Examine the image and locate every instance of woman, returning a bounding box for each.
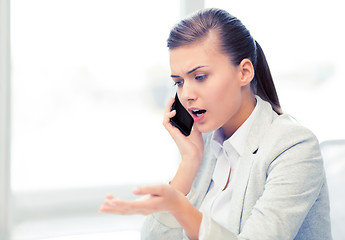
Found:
[99,8,332,239]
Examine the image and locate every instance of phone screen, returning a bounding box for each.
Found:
[170,93,194,136]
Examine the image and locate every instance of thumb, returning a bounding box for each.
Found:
[133,184,166,196]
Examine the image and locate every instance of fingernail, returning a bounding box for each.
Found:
[98,207,105,212]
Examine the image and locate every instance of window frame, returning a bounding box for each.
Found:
[0,0,12,239]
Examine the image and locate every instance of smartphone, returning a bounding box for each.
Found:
[170,93,194,136]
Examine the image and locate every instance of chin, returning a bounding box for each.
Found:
[195,122,219,134]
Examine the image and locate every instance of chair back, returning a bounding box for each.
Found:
[320,139,345,240]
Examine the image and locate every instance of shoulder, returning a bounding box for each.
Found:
[256,96,318,149]
[269,113,318,144]
[251,98,322,167]
[265,113,319,152]
[256,112,323,175]
[248,96,321,161]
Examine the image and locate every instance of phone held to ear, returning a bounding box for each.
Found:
[170,93,194,136]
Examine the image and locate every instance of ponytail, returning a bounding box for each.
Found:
[253,41,282,114]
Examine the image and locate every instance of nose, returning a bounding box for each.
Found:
[180,80,196,103]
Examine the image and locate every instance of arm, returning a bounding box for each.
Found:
[163,97,204,195]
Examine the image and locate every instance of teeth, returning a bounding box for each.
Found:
[192,109,206,117]
[193,109,206,114]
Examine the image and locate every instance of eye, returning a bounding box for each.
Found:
[173,79,184,87]
[195,75,207,81]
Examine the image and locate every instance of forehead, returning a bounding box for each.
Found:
[169,32,229,74]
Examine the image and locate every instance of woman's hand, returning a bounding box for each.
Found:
[99,184,185,215]
[163,97,204,194]
[99,184,202,240]
[163,97,204,162]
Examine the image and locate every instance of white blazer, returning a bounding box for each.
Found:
[141,96,332,240]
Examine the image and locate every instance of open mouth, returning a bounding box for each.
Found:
[191,109,207,118]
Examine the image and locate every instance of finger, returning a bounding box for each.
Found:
[135,194,151,201]
[99,203,132,215]
[163,110,176,126]
[162,98,190,139]
[164,97,175,114]
[163,109,190,139]
[99,204,149,215]
[162,97,176,127]
[100,197,161,215]
[100,196,120,209]
[106,195,115,200]
[133,184,167,196]
[163,114,179,133]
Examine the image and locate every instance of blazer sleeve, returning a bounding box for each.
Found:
[140,188,201,239]
[140,212,182,240]
[199,126,327,239]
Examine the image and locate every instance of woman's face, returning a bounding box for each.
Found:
[169,32,254,137]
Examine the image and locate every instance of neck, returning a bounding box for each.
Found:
[222,93,256,139]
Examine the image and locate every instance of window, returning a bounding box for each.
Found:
[11,0,181,192]
[10,0,184,239]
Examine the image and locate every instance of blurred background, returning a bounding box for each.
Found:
[1,0,344,239]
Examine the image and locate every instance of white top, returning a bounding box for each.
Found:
[199,100,258,230]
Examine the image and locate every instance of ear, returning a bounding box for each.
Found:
[238,59,255,87]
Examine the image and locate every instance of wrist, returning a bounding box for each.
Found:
[181,153,202,165]
[170,193,202,240]
[170,161,201,195]
[179,158,201,172]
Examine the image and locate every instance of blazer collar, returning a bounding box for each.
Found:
[247,95,278,154]
[226,96,278,233]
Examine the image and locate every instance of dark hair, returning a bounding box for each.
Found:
[167,8,282,114]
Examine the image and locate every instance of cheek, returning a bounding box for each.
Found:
[206,77,242,119]
[207,76,240,105]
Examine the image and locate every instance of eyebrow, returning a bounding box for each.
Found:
[170,66,207,78]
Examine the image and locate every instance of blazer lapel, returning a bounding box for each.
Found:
[227,145,256,233]
[193,145,217,208]
[227,96,277,234]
